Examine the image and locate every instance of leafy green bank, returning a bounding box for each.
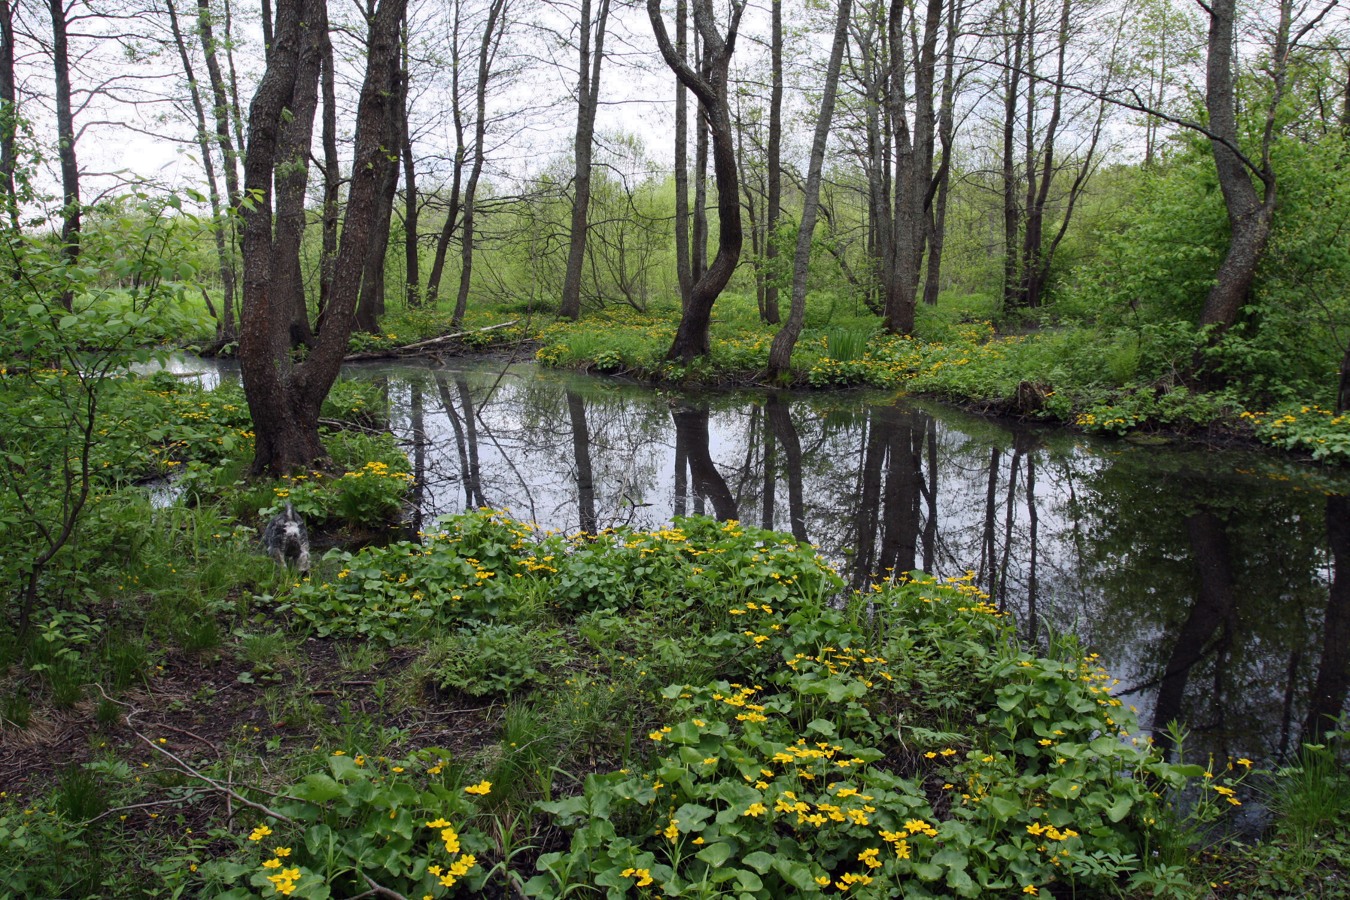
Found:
[1,366,1347,898]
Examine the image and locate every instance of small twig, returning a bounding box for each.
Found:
[102,687,295,827]
[154,722,221,755]
[358,874,409,899]
[86,790,214,824]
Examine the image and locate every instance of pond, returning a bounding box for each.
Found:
[194,355,1350,767]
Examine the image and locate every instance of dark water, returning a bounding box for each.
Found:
[184,355,1350,766]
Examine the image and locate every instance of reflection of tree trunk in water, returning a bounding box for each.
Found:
[457,379,488,509]
[766,392,807,543]
[410,380,425,535]
[996,446,1023,611]
[853,412,887,588]
[979,448,1000,591]
[733,406,760,510]
[878,410,921,579]
[920,416,938,572]
[671,404,738,521]
[674,430,688,518]
[1026,451,1038,644]
[1151,510,1238,753]
[1278,649,1302,760]
[433,373,483,511]
[566,390,598,535]
[1304,494,1350,742]
[760,400,776,531]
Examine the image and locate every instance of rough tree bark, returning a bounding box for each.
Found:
[881,0,942,336]
[1197,0,1283,337]
[238,0,407,475]
[647,0,746,363]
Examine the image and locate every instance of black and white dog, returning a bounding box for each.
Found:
[262,502,311,573]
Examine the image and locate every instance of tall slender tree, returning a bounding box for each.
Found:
[559,0,612,320]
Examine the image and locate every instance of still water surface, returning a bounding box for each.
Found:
[180,355,1350,766]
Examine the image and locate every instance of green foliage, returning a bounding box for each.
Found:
[425,623,569,698]
[204,750,496,898]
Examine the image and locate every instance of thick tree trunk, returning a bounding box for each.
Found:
[559,0,611,320]
[648,0,746,363]
[239,0,406,475]
[881,0,942,337]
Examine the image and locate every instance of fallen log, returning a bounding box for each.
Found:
[343,320,520,361]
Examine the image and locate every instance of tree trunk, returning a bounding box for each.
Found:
[881,0,942,337]
[317,29,340,320]
[239,0,407,475]
[197,0,241,339]
[424,1,465,306]
[922,0,962,308]
[672,404,737,521]
[762,0,783,324]
[673,0,692,307]
[767,0,850,377]
[0,0,18,227]
[452,0,509,328]
[400,15,420,308]
[648,0,747,363]
[49,0,80,308]
[559,0,611,320]
[1198,0,1278,335]
[1000,0,1027,313]
[166,0,232,344]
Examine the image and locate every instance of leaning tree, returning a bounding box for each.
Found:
[648,0,745,363]
[237,0,407,475]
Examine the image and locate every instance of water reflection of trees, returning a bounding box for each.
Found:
[369,361,1348,761]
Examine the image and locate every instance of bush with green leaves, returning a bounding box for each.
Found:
[205,750,497,899]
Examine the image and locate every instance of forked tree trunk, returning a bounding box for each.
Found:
[239,0,406,475]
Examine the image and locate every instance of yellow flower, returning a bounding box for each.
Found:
[1023,886,1039,895]
[262,858,281,869]
[274,847,291,857]
[248,824,273,841]
[464,780,492,796]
